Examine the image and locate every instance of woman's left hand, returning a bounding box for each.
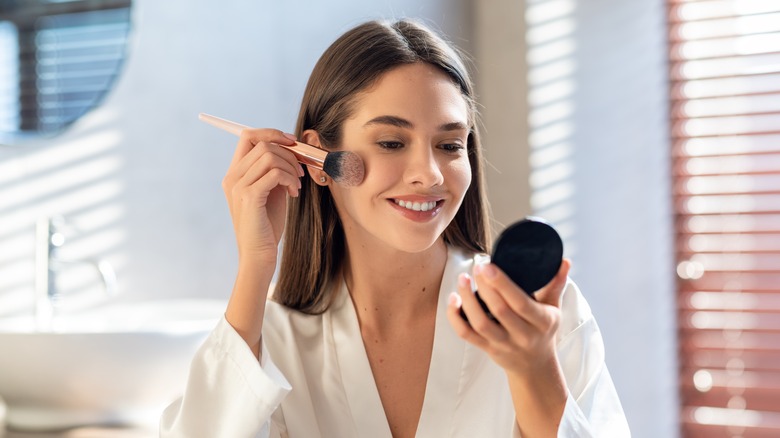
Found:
[446,258,571,376]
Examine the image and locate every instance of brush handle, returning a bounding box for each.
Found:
[199,113,327,169]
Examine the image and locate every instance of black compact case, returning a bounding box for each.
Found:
[460,217,564,323]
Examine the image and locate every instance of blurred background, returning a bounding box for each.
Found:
[1,0,779,437]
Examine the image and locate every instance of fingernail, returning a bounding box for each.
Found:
[283,132,297,141]
[448,292,461,307]
[458,273,471,287]
[298,163,305,177]
[480,263,497,278]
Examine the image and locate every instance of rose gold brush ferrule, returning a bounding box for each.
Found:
[285,141,327,169]
[199,113,327,171]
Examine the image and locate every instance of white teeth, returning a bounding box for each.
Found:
[395,199,437,212]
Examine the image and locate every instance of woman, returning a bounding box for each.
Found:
[161,19,630,437]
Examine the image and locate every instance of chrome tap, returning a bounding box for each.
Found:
[34,216,118,330]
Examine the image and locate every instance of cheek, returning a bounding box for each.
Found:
[362,154,405,188]
[445,158,473,195]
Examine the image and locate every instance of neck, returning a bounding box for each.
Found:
[343,238,448,334]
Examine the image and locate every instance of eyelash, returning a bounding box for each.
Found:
[440,143,465,152]
[377,141,404,150]
[376,141,465,153]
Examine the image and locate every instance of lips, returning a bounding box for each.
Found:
[388,197,445,222]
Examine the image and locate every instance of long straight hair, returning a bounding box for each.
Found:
[275,19,490,314]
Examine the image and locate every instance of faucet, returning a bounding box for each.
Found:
[34,216,118,331]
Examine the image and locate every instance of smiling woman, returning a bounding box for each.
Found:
[160,19,630,438]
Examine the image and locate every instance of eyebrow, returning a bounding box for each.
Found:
[363,115,468,132]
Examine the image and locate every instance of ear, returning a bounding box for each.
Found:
[301,129,330,186]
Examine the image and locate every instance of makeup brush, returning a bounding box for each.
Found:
[199,113,364,186]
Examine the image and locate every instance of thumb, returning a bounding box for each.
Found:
[534,258,571,308]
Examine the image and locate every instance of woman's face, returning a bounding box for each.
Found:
[326,62,472,254]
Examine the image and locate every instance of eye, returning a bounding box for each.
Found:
[377,141,404,150]
[439,143,465,153]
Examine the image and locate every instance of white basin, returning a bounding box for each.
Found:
[0,299,225,431]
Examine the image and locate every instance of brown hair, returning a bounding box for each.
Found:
[275,19,490,313]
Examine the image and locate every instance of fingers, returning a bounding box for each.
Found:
[451,273,507,342]
[471,271,535,336]
[230,128,297,166]
[534,258,571,307]
[222,131,305,205]
[472,261,569,329]
[446,292,490,350]
[449,261,570,375]
[473,263,546,326]
[240,166,302,202]
[229,141,303,189]
[237,149,303,198]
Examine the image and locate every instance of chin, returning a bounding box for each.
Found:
[386,231,447,255]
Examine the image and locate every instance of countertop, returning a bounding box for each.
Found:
[2,427,154,438]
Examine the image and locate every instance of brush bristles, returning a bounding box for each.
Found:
[323,151,365,186]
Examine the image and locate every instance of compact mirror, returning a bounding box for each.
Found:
[461,217,564,323]
[492,217,564,295]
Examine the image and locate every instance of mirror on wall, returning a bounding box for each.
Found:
[0,0,132,145]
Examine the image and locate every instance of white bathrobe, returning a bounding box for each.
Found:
[160,247,631,437]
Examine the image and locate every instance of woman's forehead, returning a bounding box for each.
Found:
[347,64,470,128]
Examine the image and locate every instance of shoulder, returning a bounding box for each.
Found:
[263,297,325,342]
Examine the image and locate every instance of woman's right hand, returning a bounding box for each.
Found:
[222,128,303,357]
[222,128,303,265]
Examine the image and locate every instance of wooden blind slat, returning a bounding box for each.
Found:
[670,52,780,80]
[680,311,780,330]
[675,175,780,196]
[684,272,780,291]
[672,114,780,137]
[677,234,780,252]
[676,194,780,215]
[674,156,780,176]
[683,349,780,371]
[672,73,780,100]
[669,12,780,41]
[678,214,780,233]
[671,36,780,61]
[669,2,780,22]
[673,93,780,118]
[682,426,780,438]
[681,330,780,350]
[684,389,780,417]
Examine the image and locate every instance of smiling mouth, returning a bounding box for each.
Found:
[392,199,443,212]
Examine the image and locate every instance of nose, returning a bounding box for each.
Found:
[403,144,444,187]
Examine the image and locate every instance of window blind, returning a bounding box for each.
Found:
[669,1,780,437]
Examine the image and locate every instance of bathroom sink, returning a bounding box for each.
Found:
[0,299,226,431]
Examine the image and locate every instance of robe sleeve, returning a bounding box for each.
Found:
[512,281,632,437]
[553,281,631,437]
[159,316,292,438]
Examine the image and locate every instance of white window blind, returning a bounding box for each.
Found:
[670,1,780,437]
